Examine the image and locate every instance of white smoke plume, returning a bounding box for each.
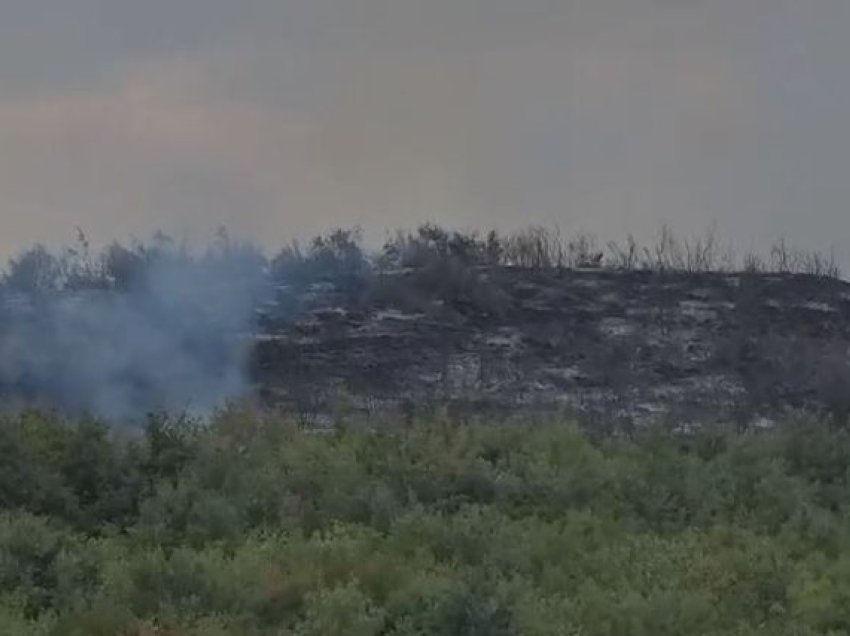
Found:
[0,235,266,420]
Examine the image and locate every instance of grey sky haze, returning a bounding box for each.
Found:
[1,1,848,262]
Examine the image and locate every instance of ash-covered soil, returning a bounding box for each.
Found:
[253,268,850,428]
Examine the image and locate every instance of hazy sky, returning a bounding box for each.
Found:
[1,1,849,261]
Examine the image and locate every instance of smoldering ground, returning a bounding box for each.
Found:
[0,239,266,420]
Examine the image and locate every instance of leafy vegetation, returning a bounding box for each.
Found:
[1,409,850,633]
[1,223,840,299]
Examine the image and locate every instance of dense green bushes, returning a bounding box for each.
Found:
[2,411,850,633]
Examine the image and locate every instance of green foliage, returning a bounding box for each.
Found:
[0,412,144,531]
[2,409,850,632]
[297,581,386,636]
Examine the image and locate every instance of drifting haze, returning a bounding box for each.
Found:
[0,241,265,419]
[1,1,849,261]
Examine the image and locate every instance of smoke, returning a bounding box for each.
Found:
[0,239,265,420]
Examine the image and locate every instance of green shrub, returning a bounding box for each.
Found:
[1,411,850,631]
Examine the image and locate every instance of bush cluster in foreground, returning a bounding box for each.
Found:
[2,410,850,634]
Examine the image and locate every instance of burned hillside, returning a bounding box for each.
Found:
[253,265,850,429]
[1,225,848,427]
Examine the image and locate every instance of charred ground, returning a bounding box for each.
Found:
[254,264,850,430]
[1,225,848,428]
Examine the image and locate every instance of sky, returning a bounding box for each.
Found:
[0,0,849,262]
